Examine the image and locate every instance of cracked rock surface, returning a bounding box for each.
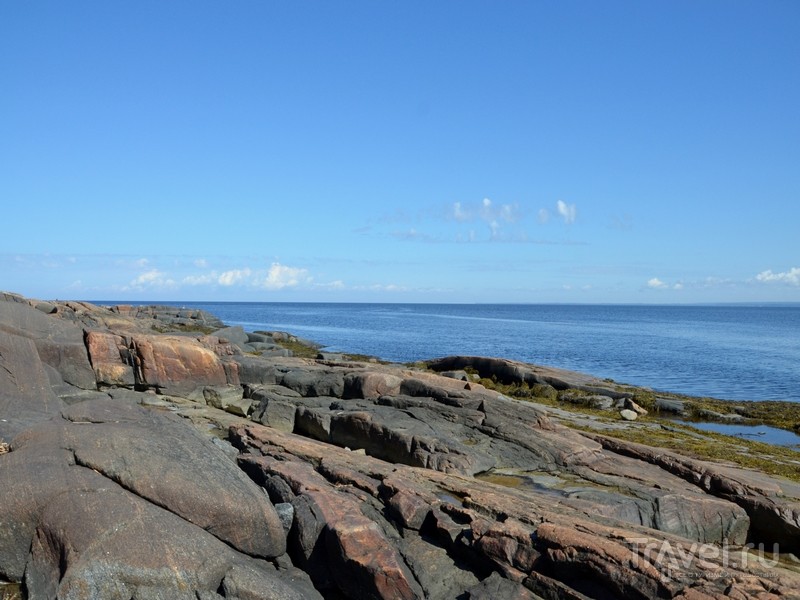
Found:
[2,292,800,599]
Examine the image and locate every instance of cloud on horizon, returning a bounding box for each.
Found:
[647,277,683,291]
[756,267,800,286]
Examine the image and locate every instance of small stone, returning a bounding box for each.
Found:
[619,409,638,421]
[274,502,295,534]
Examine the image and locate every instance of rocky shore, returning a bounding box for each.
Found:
[2,292,800,599]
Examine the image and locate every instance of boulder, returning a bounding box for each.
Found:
[8,398,286,558]
[25,487,318,600]
[212,325,250,347]
[130,334,231,393]
[85,330,136,387]
[0,299,96,389]
[203,385,250,416]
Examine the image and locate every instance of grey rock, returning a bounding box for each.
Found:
[0,299,96,389]
[211,325,250,348]
[281,369,345,397]
[203,385,250,416]
[655,396,687,415]
[275,502,295,533]
[34,398,285,557]
[440,369,470,381]
[0,329,64,441]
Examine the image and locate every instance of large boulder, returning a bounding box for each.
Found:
[5,398,286,559]
[84,330,136,387]
[0,299,96,389]
[129,334,232,393]
[25,488,318,600]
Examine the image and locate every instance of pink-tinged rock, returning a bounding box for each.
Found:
[239,453,423,599]
[84,330,135,387]
[131,335,229,391]
[344,371,403,398]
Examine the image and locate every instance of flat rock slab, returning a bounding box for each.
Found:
[26,487,318,600]
[0,329,64,441]
[5,398,285,560]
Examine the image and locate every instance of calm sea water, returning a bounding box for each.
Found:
[134,303,800,403]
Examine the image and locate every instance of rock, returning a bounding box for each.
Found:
[466,572,542,599]
[281,368,345,397]
[24,487,317,600]
[655,397,687,415]
[0,329,64,441]
[560,391,616,410]
[232,424,797,600]
[0,299,96,389]
[239,452,424,600]
[230,354,280,384]
[344,371,404,399]
[5,293,800,599]
[212,325,250,347]
[624,398,649,415]
[620,409,638,421]
[248,384,302,432]
[275,502,295,533]
[130,334,232,394]
[8,398,286,558]
[203,385,250,416]
[440,369,470,381]
[85,330,136,387]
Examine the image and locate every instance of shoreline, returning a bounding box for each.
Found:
[4,292,800,598]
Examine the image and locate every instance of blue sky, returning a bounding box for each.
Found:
[2,1,798,303]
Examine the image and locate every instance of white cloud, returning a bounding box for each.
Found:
[260,263,309,289]
[538,208,550,224]
[556,200,577,224]
[194,258,208,268]
[128,269,177,290]
[647,277,684,291]
[134,258,150,268]
[218,268,252,286]
[756,267,800,286]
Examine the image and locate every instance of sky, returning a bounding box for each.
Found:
[1,1,799,303]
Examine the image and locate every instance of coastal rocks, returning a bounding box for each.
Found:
[25,487,318,600]
[128,334,233,393]
[233,424,800,600]
[84,330,136,387]
[426,355,634,400]
[6,398,286,558]
[588,433,800,553]
[5,292,800,598]
[620,408,638,420]
[0,299,96,389]
[110,304,226,332]
[0,329,64,440]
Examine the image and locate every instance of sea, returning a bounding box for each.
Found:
[124,302,800,405]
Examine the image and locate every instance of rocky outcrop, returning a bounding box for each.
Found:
[3,292,800,599]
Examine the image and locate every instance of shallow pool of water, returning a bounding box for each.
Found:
[677,421,800,448]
